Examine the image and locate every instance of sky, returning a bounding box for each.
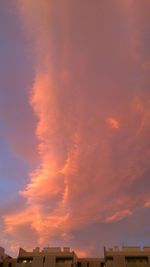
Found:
[0,0,150,257]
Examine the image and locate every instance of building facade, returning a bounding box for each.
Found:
[1,246,150,267]
[0,246,16,267]
[77,257,104,267]
[16,247,78,267]
[104,246,150,267]
[15,247,105,267]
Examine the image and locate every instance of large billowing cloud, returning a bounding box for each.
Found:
[2,0,150,254]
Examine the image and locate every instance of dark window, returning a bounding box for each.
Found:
[125,256,148,263]
[56,257,73,263]
[106,256,113,261]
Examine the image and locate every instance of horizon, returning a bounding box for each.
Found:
[2,245,150,258]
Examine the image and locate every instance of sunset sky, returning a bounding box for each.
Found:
[0,0,150,257]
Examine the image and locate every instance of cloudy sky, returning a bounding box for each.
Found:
[0,0,150,257]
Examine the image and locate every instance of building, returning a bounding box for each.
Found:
[0,246,16,267]
[15,247,105,267]
[16,247,78,267]
[1,245,150,267]
[104,246,150,267]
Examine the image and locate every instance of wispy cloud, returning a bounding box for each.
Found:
[105,210,132,223]
[3,0,150,251]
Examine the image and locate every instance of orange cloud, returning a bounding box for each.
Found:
[144,201,150,208]
[3,0,150,250]
[105,210,132,223]
[106,117,120,129]
[74,249,88,258]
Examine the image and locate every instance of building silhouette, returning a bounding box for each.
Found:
[104,246,150,267]
[0,246,16,267]
[1,246,150,267]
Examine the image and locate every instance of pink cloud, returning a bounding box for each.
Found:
[3,0,150,249]
[144,201,150,208]
[105,210,132,223]
[106,117,120,129]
